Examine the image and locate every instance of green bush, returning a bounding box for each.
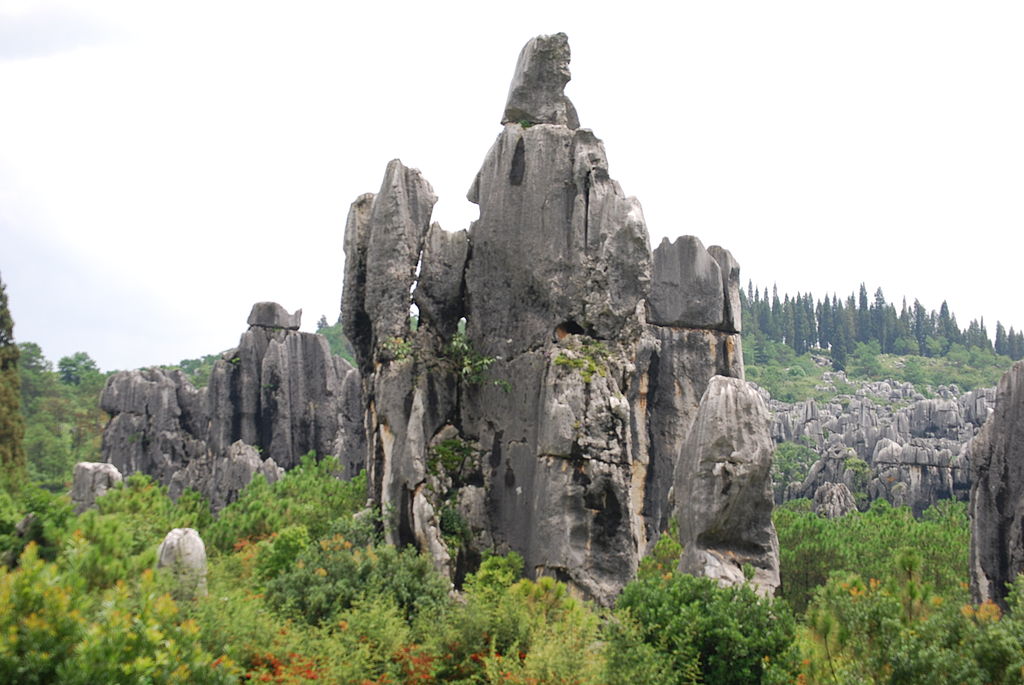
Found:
[800,566,1024,684]
[0,543,230,685]
[428,556,601,685]
[61,473,211,591]
[612,573,798,684]
[264,536,450,627]
[774,498,970,613]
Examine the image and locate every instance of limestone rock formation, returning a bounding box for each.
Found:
[648,236,724,329]
[970,360,1024,606]
[157,527,208,599]
[71,461,123,513]
[676,376,779,595]
[101,303,364,510]
[502,32,579,129]
[769,368,993,514]
[247,301,302,330]
[813,482,857,518]
[341,34,748,603]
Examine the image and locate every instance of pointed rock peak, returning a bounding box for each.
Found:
[502,32,579,129]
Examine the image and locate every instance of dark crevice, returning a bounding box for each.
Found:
[510,137,526,186]
[582,170,591,249]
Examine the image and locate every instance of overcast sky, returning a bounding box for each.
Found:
[2,1,1021,371]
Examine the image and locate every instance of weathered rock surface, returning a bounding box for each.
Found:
[768,368,994,515]
[247,301,302,330]
[813,482,857,518]
[648,236,724,329]
[970,360,1024,606]
[100,303,364,510]
[71,462,123,513]
[676,376,780,595]
[502,32,579,129]
[157,527,208,598]
[341,34,749,604]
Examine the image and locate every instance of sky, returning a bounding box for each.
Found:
[1,1,1021,371]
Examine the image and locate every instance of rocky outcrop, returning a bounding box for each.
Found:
[341,33,748,604]
[970,361,1024,606]
[100,303,364,510]
[676,376,779,595]
[71,462,123,513]
[813,482,857,519]
[502,33,579,129]
[157,527,208,599]
[769,368,994,515]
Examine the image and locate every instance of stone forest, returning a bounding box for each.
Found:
[3,33,1024,684]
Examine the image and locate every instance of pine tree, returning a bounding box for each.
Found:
[1010,328,1024,361]
[995,322,1009,357]
[871,288,888,352]
[857,283,871,343]
[0,274,26,482]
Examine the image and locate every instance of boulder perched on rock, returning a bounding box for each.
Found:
[247,301,302,330]
[157,527,208,599]
[675,376,780,595]
[648,236,724,329]
[502,32,579,129]
[970,361,1024,606]
[71,462,123,513]
[340,34,747,604]
[100,303,364,510]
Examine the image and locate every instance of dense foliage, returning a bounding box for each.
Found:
[774,498,970,613]
[17,343,108,490]
[4,441,1019,684]
[0,275,25,482]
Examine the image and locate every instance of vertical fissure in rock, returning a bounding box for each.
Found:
[510,136,526,186]
[582,169,591,250]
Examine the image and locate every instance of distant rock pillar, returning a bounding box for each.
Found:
[676,376,780,595]
[813,482,857,518]
[157,528,208,599]
[71,462,123,514]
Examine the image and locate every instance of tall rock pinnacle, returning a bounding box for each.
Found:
[339,33,756,604]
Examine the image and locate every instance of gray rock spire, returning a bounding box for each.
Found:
[502,32,579,129]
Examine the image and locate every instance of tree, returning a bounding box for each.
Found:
[857,283,871,343]
[56,352,100,386]
[0,274,26,481]
[614,572,797,684]
[995,322,1009,357]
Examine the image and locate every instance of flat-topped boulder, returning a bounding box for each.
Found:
[247,302,302,330]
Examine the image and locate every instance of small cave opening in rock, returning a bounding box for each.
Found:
[554,320,585,340]
[585,479,623,544]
